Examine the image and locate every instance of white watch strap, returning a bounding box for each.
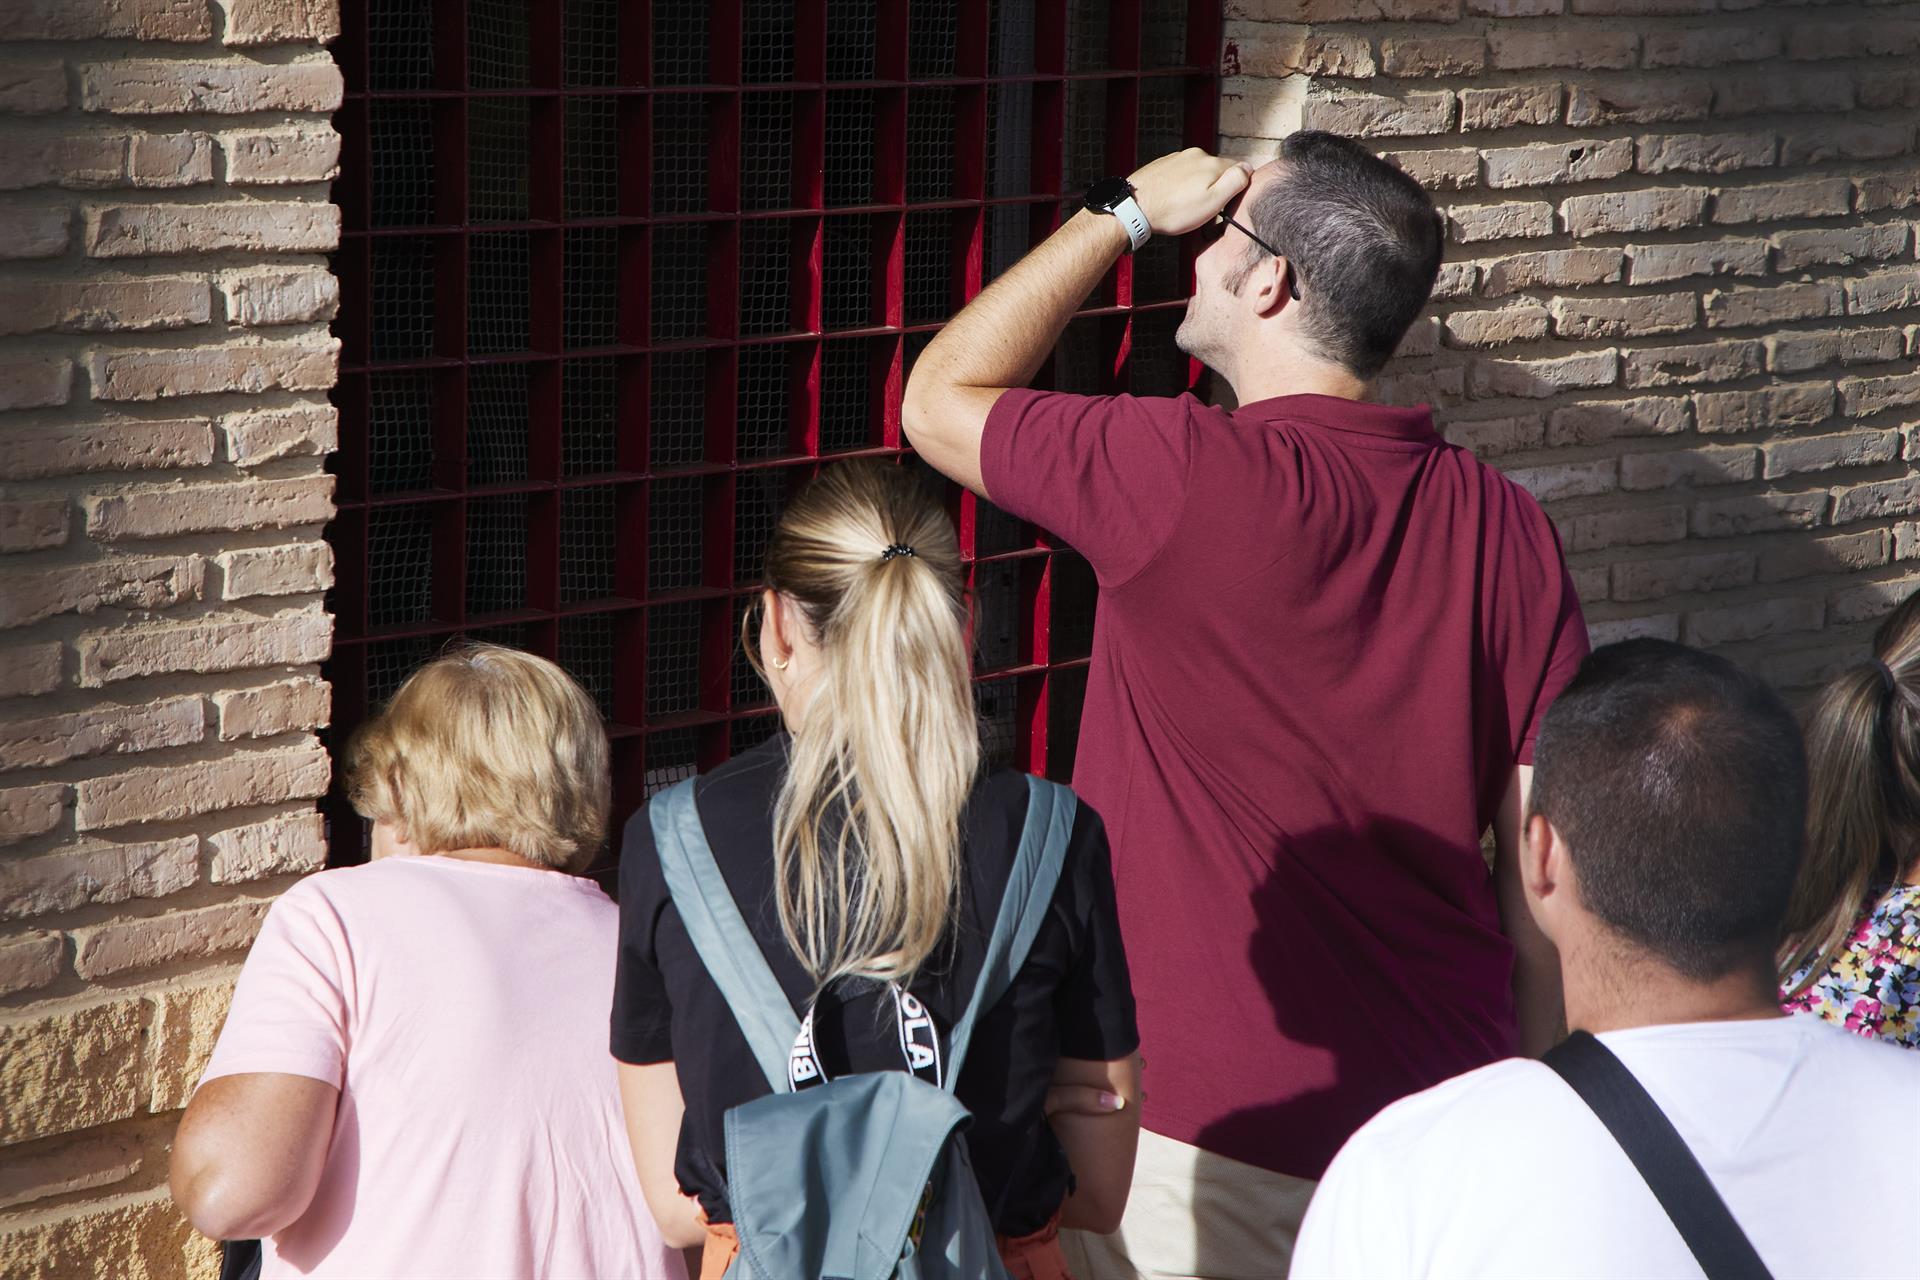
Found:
[1111,194,1151,252]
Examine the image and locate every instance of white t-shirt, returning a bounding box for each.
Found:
[1291,1016,1920,1280]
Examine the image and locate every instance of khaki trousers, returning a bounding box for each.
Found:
[1058,1129,1317,1280]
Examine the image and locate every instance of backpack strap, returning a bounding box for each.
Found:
[1543,1031,1774,1280]
[943,775,1077,1093]
[650,777,802,1094]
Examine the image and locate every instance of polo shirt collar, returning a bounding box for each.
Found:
[1236,393,1439,443]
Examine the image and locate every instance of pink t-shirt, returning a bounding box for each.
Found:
[201,856,680,1279]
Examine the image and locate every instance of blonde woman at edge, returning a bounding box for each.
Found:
[613,459,1142,1279]
[172,646,682,1278]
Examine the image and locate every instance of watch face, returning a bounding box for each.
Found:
[1084,176,1132,212]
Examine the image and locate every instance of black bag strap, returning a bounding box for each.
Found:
[1543,1031,1774,1280]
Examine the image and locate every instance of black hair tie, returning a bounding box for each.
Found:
[881,544,917,562]
[1874,657,1899,697]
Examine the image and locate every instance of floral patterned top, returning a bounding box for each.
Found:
[1781,883,1920,1048]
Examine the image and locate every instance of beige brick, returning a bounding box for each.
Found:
[1468,0,1562,12]
[148,977,237,1113]
[1693,492,1828,537]
[1684,595,1824,647]
[0,695,205,771]
[1570,565,1610,602]
[1572,0,1712,11]
[1562,188,1708,237]
[84,475,334,541]
[0,932,62,998]
[0,277,212,338]
[1220,79,1307,141]
[1760,644,1862,694]
[77,610,331,687]
[1759,529,1889,584]
[0,204,70,259]
[1449,201,1554,244]
[1711,70,1854,118]
[73,739,330,830]
[1859,71,1920,111]
[0,356,72,411]
[1382,147,1478,192]
[1780,124,1910,168]
[1565,504,1688,552]
[1380,35,1485,77]
[1444,413,1544,457]
[1227,0,1461,19]
[0,132,132,190]
[222,403,339,464]
[72,897,269,979]
[1856,168,1920,215]
[0,1131,144,1211]
[1620,445,1758,491]
[1398,316,1442,358]
[221,267,340,326]
[1847,268,1920,317]
[1711,177,1851,225]
[221,0,341,43]
[1764,430,1901,480]
[214,676,330,739]
[1471,350,1618,399]
[0,556,204,631]
[0,0,213,41]
[1550,293,1696,340]
[84,201,340,257]
[1644,26,1780,69]
[79,59,342,114]
[1768,328,1906,375]
[0,835,197,920]
[88,337,340,400]
[1833,474,1920,525]
[222,124,342,185]
[0,1186,219,1279]
[1371,362,1467,407]
[0,418,215,481]
[1623,340,1765,389]
[1628,237,1758,285]
[126,130,219,187]
[1613,550,1756,603]
[1504,458,1618,504]
[1481,247,1622,296]
[1635,131,1775,175]
[1548,397,1690,446]
[1224,24,1377,78]
[208,809,325,885]
[1694,383,1835,435]
[1459,83,1561,132]
[1489,29,1637,71]
[0,782,67,845]
[1703,281,1845,330]
[0,62,69,115]
[0,998,143,1145]
[0,498,70,554]
[1299,88,1455,139]
[1432,262,1476,300]
[1772,225,1909,274]
[1484,138,1632,190]
[0,641,64,699]
[1588,614,1681,647]
[1567,80,1713,127]
[1785,20,1920,61]
[1831,574,1920,627]
[1839,371,1920,418]
[216,541,334,599]
[1443,302,1550,348]
[1894,522,1920,561]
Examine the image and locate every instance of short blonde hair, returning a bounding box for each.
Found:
[345,643,610,871]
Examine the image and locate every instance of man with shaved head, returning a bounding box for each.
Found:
[904,135,1588,1277]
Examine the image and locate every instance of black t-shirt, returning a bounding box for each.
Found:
[610,734,1138,1236]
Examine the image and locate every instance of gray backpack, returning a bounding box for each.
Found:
[650,773,1078,1280]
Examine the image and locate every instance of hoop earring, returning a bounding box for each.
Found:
[772,655,790,672]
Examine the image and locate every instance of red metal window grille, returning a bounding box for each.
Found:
[325,0,1222,870]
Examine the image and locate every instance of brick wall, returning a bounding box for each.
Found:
[1223,1,1920,692]
[0,1,340,1275]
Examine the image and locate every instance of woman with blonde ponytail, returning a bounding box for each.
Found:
[612,460,1141,1278]
[1778,588,1920,1047]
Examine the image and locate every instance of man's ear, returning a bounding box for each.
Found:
[1246,255,1289,320]
[1523,812,1558,902]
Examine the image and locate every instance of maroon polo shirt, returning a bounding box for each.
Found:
[981,388,1588,1180]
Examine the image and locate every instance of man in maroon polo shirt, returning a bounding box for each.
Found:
[903,133,1587,1278]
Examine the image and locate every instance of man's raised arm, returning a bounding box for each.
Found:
[901,149,1249,497]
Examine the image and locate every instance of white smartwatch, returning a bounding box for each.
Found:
[1085,176,1151,253]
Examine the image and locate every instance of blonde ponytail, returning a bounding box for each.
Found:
[1779,592,1920,992]
[757,461,979,989]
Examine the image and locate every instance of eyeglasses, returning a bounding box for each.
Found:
[1214,211,1302,302]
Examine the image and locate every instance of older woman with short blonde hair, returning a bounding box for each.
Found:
[172,644,683,1279]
